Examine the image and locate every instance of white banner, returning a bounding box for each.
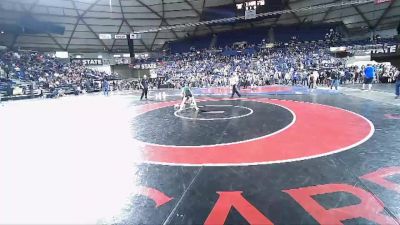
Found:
[130,33,141,39]
[133,63,157,69]
[71,58,103,65]
[330,47,347,52]
[115,34,127,39]
[245,9,256,20]
[150,69,157,78]
[99,34,112,40]
[55,51,69,59]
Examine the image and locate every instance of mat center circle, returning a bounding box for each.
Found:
[174,105,253,121]
[132,100,294,146]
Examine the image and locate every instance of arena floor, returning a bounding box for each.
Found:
[1,85,400,224]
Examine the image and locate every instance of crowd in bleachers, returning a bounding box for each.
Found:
[154,40,399,89]
[1,35,399,100]
[0,51,118,97]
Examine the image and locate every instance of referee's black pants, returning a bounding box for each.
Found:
[231,84,241,98]
[141,88,148,100]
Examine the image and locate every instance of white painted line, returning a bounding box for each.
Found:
[203,105,233,107]
[142,100,374,167]
[174,105,253,121]
[150,100,296,147]
[203,111,225,114]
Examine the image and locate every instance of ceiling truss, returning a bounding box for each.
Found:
[0,0,398,53]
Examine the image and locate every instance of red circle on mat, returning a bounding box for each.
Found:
[133,98,374,166]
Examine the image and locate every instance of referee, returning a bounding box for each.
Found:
[140,75,149,100]
[230,74,241,98]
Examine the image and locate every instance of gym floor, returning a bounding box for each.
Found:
[1,85,400,224]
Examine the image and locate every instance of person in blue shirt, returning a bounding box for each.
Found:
[363,64,375,91]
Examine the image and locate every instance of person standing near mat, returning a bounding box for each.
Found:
[230,74,241,98]
[395,68,400,99]
[308,71,315,89]
[140,75,149,100]
[179,83,199,111]
[102,79,109,96]
[330,69,340,90]
[362,64,375,91]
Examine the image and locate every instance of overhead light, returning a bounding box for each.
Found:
[122,53,130,57]
[98,55,103,58]
[0,31,4,34]
[76,55,82,58]
[113,54,121,57]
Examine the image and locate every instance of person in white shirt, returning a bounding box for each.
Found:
[230,74,241,98]
[312,70,319,88]
[284,72,291,85]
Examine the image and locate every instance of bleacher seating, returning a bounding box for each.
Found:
[169,23,342,52]
[274,23,335,42]
[215,27,268,48]
[170,34,213,54]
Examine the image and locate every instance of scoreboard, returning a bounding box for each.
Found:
[236,0,265,11]
[235,0,283,20]
[236,0,266,19]
[201,0,282,22]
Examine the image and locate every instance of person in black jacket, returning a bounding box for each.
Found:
[330,70,339,90]
[140,75,149,100]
